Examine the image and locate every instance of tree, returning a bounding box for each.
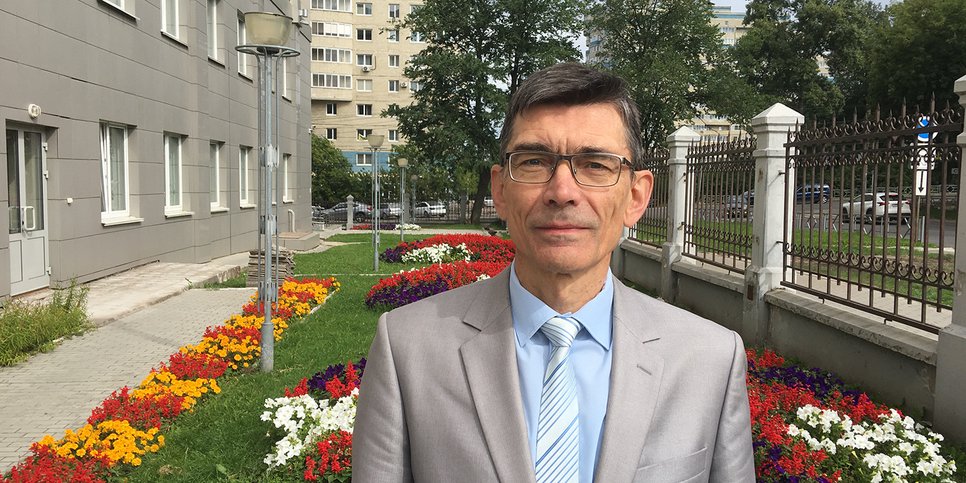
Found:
[734,0,887,120]
[589,0,733,145]
[311,134,360,207]
[385,0,584,223]
[866,0,966,111]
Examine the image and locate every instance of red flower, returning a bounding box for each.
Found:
[285,378,309,398]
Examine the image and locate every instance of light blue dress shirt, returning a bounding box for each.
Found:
[509,263,614,483]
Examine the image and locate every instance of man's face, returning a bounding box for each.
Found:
[491,103,653,282]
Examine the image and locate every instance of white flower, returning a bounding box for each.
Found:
[261,393,358,468]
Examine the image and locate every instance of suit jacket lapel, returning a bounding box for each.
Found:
[459,270,536,483]
[594,278,665,482]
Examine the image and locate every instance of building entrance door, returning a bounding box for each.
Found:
[6,128,49,295]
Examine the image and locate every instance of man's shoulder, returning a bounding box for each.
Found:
[381,273,507,334]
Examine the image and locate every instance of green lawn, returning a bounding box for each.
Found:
[116,234,430,482]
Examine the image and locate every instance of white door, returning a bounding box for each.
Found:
[7,128,49,295]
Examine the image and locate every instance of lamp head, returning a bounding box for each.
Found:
[244,12,293,46]
[397,157,408,168]
[367,134,385,149]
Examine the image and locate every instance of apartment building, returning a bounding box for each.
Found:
[307,0,422,172]
[0,0,312,298]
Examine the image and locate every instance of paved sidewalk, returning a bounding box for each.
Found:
[0,252,257,472]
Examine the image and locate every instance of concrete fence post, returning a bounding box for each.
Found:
[661,127,700,302]
[742,103,803,345]
[934,74,966,441]
[346,194,354,230]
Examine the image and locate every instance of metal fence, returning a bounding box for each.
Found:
[783,104,963,333]
[630,147,670,246]
[683,136,757,273]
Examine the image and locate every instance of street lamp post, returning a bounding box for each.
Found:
[397,158,408,242]
[235,11,299,373]
[368,134,385,271]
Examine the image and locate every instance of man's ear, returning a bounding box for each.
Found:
[490,164,507,221]
[624,169,653,227]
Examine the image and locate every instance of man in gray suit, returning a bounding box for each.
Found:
[353,62,755,482]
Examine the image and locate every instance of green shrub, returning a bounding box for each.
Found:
[0,282,91,366]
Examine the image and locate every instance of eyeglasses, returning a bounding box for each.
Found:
[504,151,633,187]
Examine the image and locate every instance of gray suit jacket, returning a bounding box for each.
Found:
[353,269,755,482]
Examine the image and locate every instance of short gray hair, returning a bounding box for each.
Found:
[498,63,642,168]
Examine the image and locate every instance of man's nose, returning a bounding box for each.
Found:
[543,160,581,205]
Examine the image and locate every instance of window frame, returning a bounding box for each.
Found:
[164,133,185,215]
[356,2,372,15]
[99,122,132,221]
[237,14,251,77]
[162,0,180,39]
[356,53,373,67]
[357,104,373,117]
[325,128,338,140]
[388,79,400,92]
[388,54,400,67]
[388,3,400,18]
[388,28,400,42]
[210,141,224,210]
[357,78,373,92]
[356,152,373,166]
[207,0,220,60]
[356,28,372,41]
[388,129,399,142]
[239,146,252,206]
[282,154,294,202]
[326,103,338,115]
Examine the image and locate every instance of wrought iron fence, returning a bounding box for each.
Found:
[783,103,962,333]
[683,136,757,272]
[630,147,670,246]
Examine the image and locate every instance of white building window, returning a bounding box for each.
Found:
[357,79,373,92]
[388,29,399,42]
[100,123,131,220]
[411,31,424,43]
[388,54,400,67]
[313,22,351,38]
[357,104,373,116]
[326,103,338,115]
[388,80,400,92]
[388,3,400,18]
[313,73,352,88]
[357,54,373,67]
[282,154,294,202]
[356,2,372,15]
[356,153,373,166]
[162,0,179,38]
[207,0,220,60]
[409,80,423,92]
[388,129,399,142]
[164,133,184,214]
[357,28,372,41]
[239,146,252,206]
[314,0,350,11]
[237,14,251,76]
[281,58,289,98]
[313,47,352,63]
[210,141,223,209]
[325,128,338,140]
[356,128,373,140]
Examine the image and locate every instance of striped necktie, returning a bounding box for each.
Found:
[535,316,581,483]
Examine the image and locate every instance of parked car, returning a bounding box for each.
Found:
[484,196,494,207]
[841,192,911,225]
[321,202,372,223]
[414,201,447,218]
[722,194,751,218]
[795,184,831,203]
[312,205,325,221]
[380,203,402,219]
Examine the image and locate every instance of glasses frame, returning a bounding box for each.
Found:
[503,150,634,187]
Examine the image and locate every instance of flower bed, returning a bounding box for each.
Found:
[261,360,364,482]
[365,261,508,309]
[380,234,514,264]
[748,349,960,482]
[1,277,340,483]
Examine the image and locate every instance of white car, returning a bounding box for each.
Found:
[841,192,911,225]
[414,201,447,217]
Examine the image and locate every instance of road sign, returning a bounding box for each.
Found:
[915,169,928,196]
[917,116,932,143]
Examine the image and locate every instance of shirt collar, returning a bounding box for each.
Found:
[509,261,614,351]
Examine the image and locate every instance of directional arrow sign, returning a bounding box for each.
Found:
[915,169,929,197]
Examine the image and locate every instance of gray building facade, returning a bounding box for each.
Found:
[0,0,313,298]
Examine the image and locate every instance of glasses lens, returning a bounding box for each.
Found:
[508,152,556,183]
[572,153,623,186]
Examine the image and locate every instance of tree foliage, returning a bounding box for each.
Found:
[311,134,368,207]
[589,0,736,145]
[385,0,584,223]
[866,0,966,111]
[734,0,890,119]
